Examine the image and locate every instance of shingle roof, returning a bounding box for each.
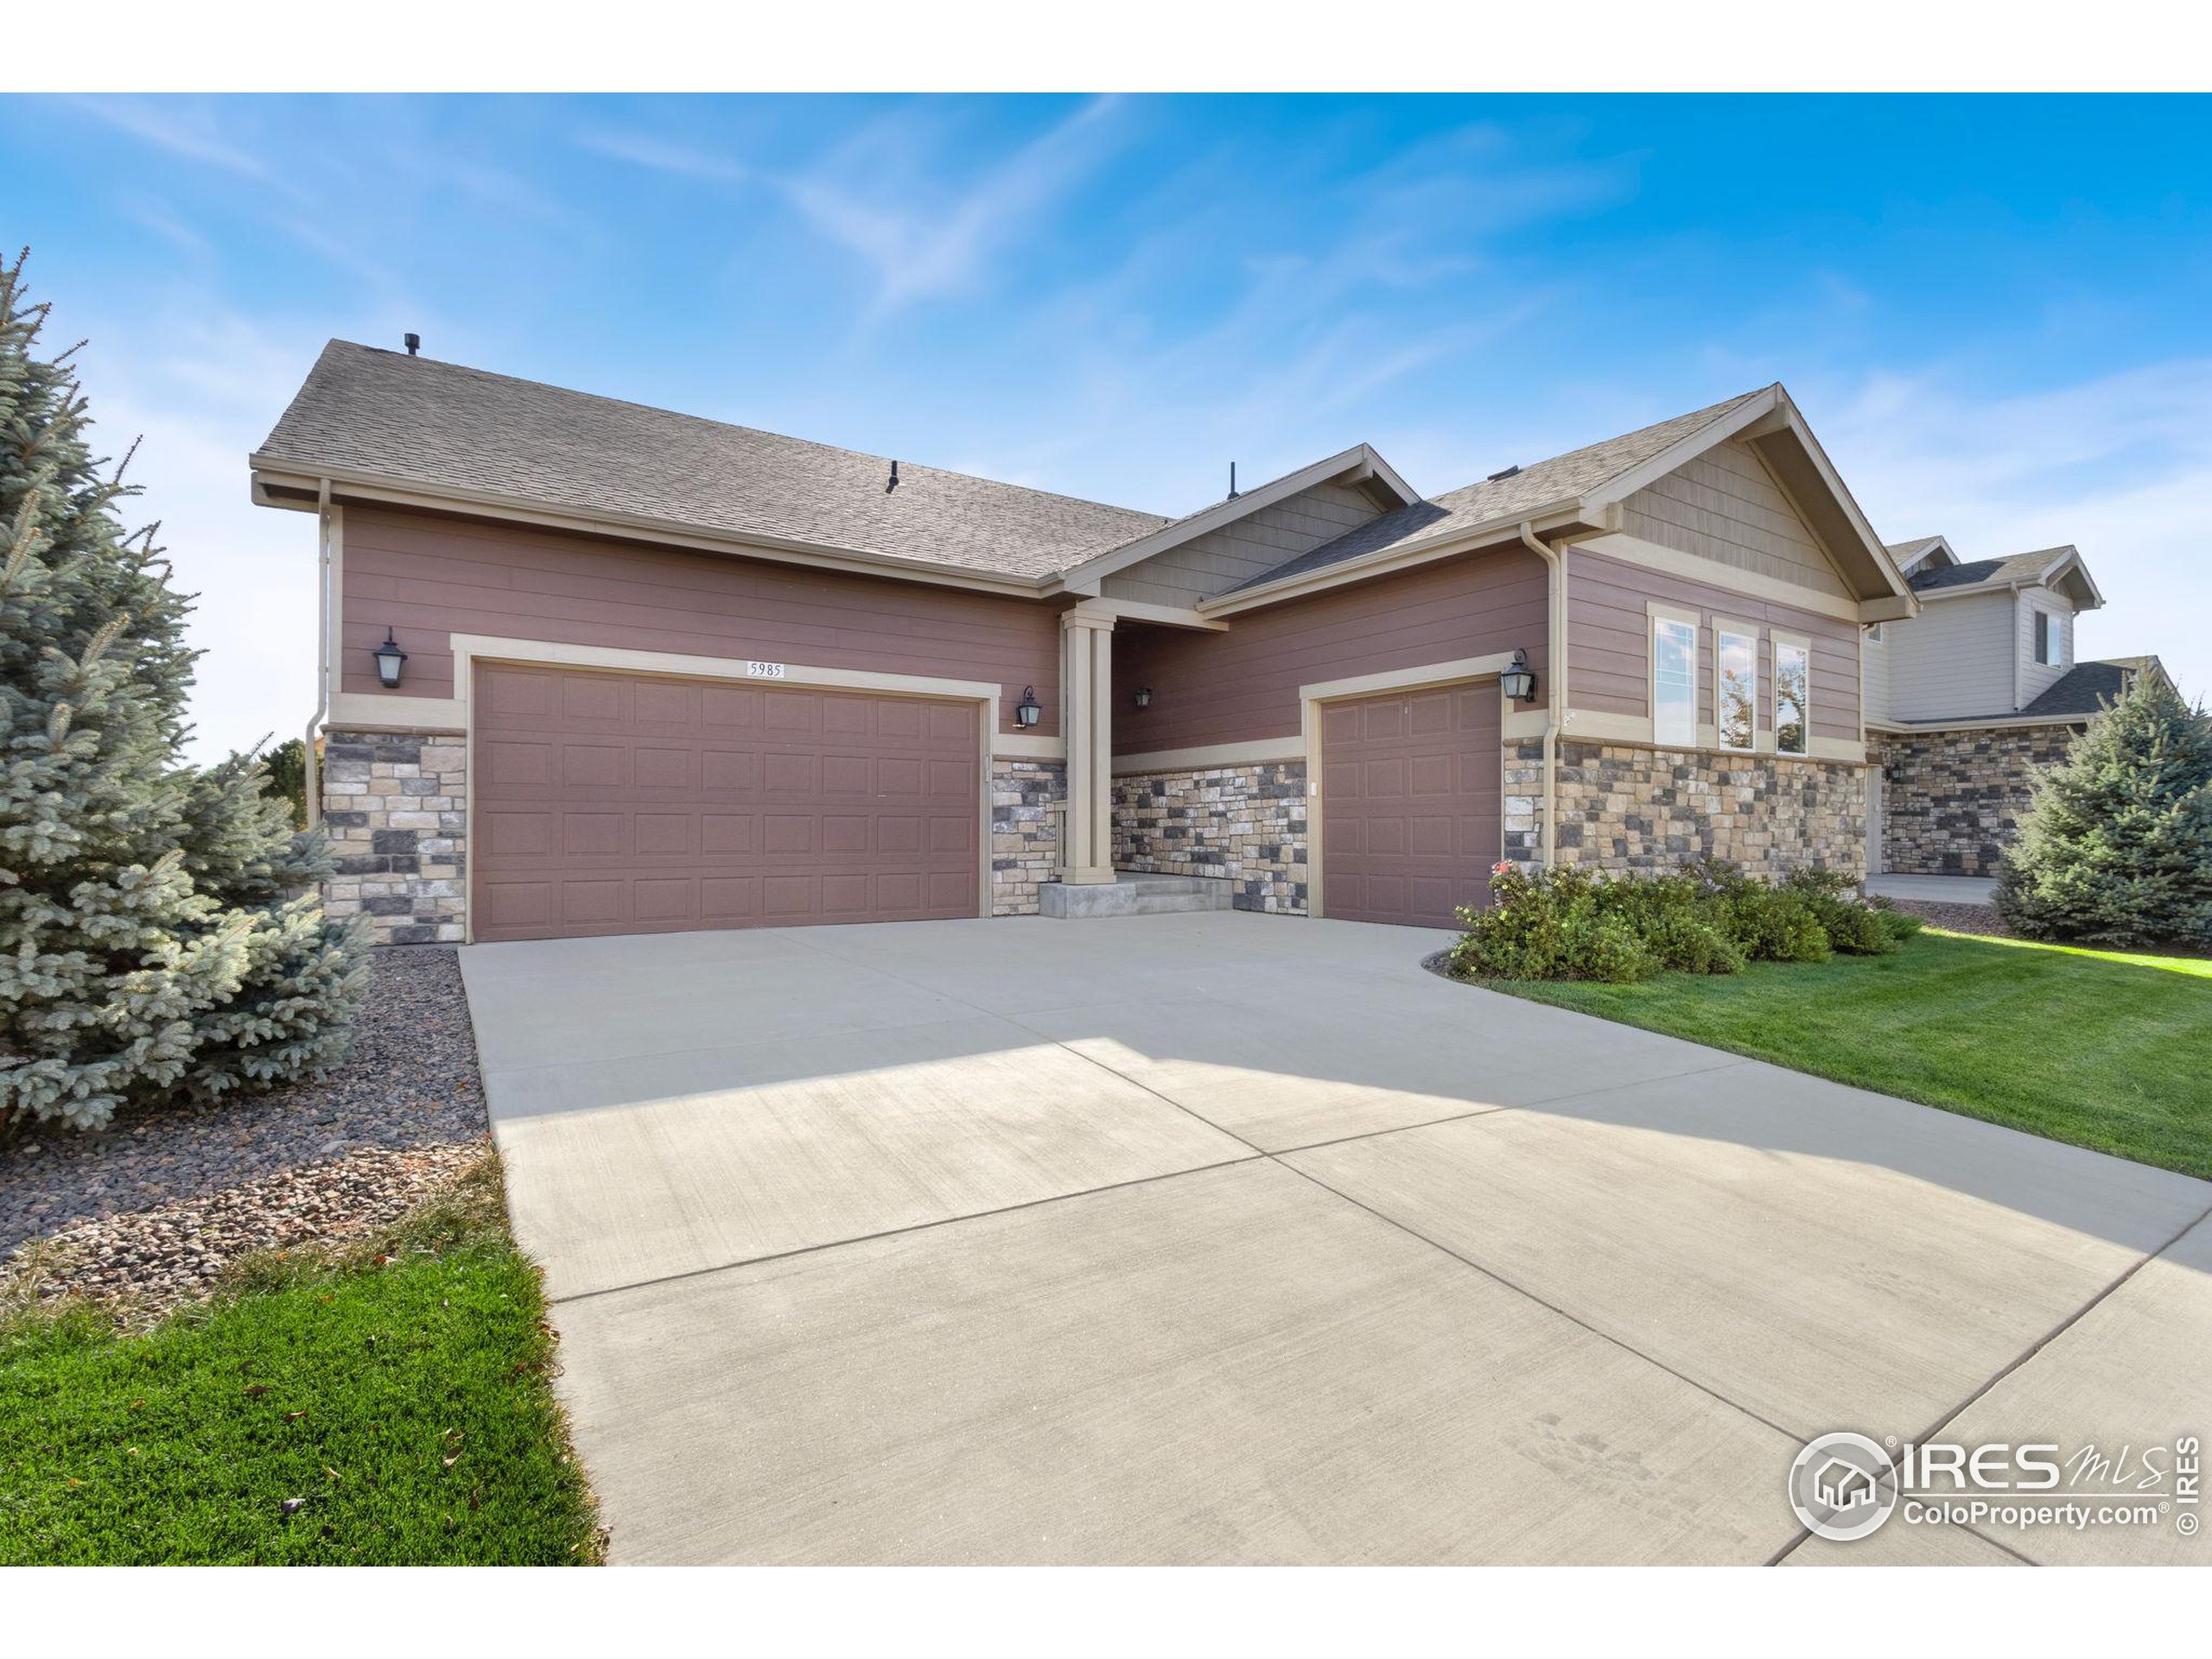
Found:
[2018,658,2146,720]
[1910,548,2071,593]
[255,340,1169,581]
[1885,536,1947,567]
[1218,389,1770,595]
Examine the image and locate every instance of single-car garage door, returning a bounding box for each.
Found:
[472,663,981,943]
[1319,681,1502,929]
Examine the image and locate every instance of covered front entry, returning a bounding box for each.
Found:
[471,662,981,943]
[1319,681,1501,928]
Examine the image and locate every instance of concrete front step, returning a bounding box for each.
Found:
[1039,872,1238,918]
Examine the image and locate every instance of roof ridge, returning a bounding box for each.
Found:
[313,339,1170,526]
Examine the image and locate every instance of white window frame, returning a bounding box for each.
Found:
[1649,606,1700,749]
[1714,622,1759,753]
[2034,608,2065,668]
[1773,632,1811,758]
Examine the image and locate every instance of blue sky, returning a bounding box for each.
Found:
[5,92,2209,759]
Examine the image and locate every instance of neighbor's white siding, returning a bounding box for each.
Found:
[2018,588,2076,708]
[1885,589,2018,720]
[1101,480,1381,608]
[1861,624,1891,725]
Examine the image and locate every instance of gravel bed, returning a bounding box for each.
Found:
[1879,898,2014,939]
[1,948,489,1317]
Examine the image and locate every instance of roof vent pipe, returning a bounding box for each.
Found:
[1228,462,1238,500]
[404,333,420,356]
[887,460,899,493]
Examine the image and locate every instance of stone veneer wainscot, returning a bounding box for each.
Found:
[1111,761,1308,913]
[1550,740,1866,880]
[991,759,1063,917]
[1873,723,2078,877]
[321,731,467,945]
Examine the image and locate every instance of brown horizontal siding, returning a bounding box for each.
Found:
[339,505,1064,731]
[1567,548,1860,740]
[1114,550,1548,753]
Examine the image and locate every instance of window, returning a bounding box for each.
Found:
[2034,609,2064,667]
[1653,614,1698,747]
[1716,626,1757,752]
[1775,639,1810,757]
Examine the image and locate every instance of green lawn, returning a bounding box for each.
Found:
[1483,928,2212,1179]
[0,1158,602,1565]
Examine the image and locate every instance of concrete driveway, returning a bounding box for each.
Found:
[461,912,2212,1566]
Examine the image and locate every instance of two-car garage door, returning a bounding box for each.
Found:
[472,663,981,944]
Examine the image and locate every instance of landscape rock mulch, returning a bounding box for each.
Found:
[1879,898,2014,939]
[2,948,490,1320]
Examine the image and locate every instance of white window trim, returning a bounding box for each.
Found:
[1772,631,1812,758]
[1647,602,1701,751]
[1714,622,1760,753]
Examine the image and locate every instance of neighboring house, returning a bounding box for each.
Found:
[1863,536,2170,876]
[251,343,1916,944]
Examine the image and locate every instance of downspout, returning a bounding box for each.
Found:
[302,478,333,829]
[1516,522,1568,868]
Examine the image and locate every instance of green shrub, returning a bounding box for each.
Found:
[1869,899,1925,943]
[1450,859,1927,983]
[1641,906,1747,975]
[1781,869,1901,956]
[1559,911,1660,982]
[1722,885,1833,963]
[1451,866,1660,982]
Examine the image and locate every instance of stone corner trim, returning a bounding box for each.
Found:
[1111,760,1309,914]
[991,758,1064,917]
[321,729,467,946]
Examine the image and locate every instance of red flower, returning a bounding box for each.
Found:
[1491,861,1512,875]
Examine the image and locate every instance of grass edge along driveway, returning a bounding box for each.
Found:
[0,1154,603,1566]
[1480,928,2212,1181]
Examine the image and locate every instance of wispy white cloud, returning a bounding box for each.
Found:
[575,126,748,184]
[1821,358,2212,700]
[777,96,1128,321]
[64,94,288,190]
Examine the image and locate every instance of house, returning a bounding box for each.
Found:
[1863,536,2170,876]
[251,342,1917,945]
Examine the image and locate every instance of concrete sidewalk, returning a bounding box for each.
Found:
[1867,873,1999,906]
[462,911,2212,1566]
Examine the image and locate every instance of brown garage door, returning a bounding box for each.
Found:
[1319,681,1502,929]
[472,663,981,943]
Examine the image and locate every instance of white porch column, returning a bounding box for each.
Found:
[1059,609,1116,884]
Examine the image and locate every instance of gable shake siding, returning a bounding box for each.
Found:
[1101,481,1382,608]
[339,505,1066,733]
[1620,441,1851,599]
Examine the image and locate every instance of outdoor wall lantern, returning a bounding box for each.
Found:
[1014,686,1043,728]
[1131,686,1153,710]
[373,628,409,690]
[1499,649,1537,703]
